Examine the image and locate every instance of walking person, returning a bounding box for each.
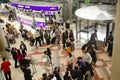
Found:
[90,30,98,50]
[1,57,12,80]
[89,47,97,65]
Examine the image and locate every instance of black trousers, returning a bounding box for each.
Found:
[40,35,44,44]
[63,43,66,49]
[4,71,12,80]
[13,58,18,68]
[35,37,41,46]
[23,68,32,80]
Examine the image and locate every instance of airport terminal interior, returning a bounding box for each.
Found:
[0,0,119,80]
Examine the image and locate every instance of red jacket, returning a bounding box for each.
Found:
[17,52,23,61]
[1,61,11,73]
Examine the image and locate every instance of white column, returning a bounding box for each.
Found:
[111,1,120,80]
[67,0,72,23]
[0,23,8,58]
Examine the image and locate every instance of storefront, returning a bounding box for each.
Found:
[10,1,59,28]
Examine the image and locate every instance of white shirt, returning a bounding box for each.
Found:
[82,52,92,63]
[51,76,57,80]
[34,31,40,38]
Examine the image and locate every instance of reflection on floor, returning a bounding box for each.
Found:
[0,36,111,80]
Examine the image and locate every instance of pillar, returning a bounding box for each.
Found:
[111,1,120,80]
[67,0,72,23]
[105,23,110,46]
[0,24,8,58]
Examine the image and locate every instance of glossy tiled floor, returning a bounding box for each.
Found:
[0,4,113,79]
[0,16,112,80]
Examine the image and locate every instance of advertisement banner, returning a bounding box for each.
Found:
[10,2,59,11]
[17,16,45,28]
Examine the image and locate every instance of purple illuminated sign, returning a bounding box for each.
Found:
[44,11,55,15]
[17,16,45,28]
[10,2,59,11]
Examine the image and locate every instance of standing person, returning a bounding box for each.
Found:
[67,53,75,68]
[69,30,75,51]
[19,23,24,35]
[11,47,19,68]
[53,67,62,80]
[34,29,41,47]
[20,41,27,56]
[16,49,23,65]
[42,51,51,74]
[59,15,64,26]
[72,66,83,80]
[107,32,114,57]
[1,57,12,80]
[44,30,50,45]
[39,29,44,44]
[20,55,32,80]
[62,32,66,50]
[63,71,72,80]
[55,27,61,44]
[0,17,4,23]
[76,57,87,75]
[41,73,49,80]
[69,30,74,42]
[8,10,14,22]
[66,39,71,54]
[32,16,37,30]
[90,30,98,50]
[46,48,52,63]
[84,65,94,80]
[65,30,68,40]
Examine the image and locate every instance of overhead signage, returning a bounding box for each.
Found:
[10,2,59,11]
[44,11,55,15]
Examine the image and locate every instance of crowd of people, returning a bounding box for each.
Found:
[0,10,114,80]
[40,51,94,80]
